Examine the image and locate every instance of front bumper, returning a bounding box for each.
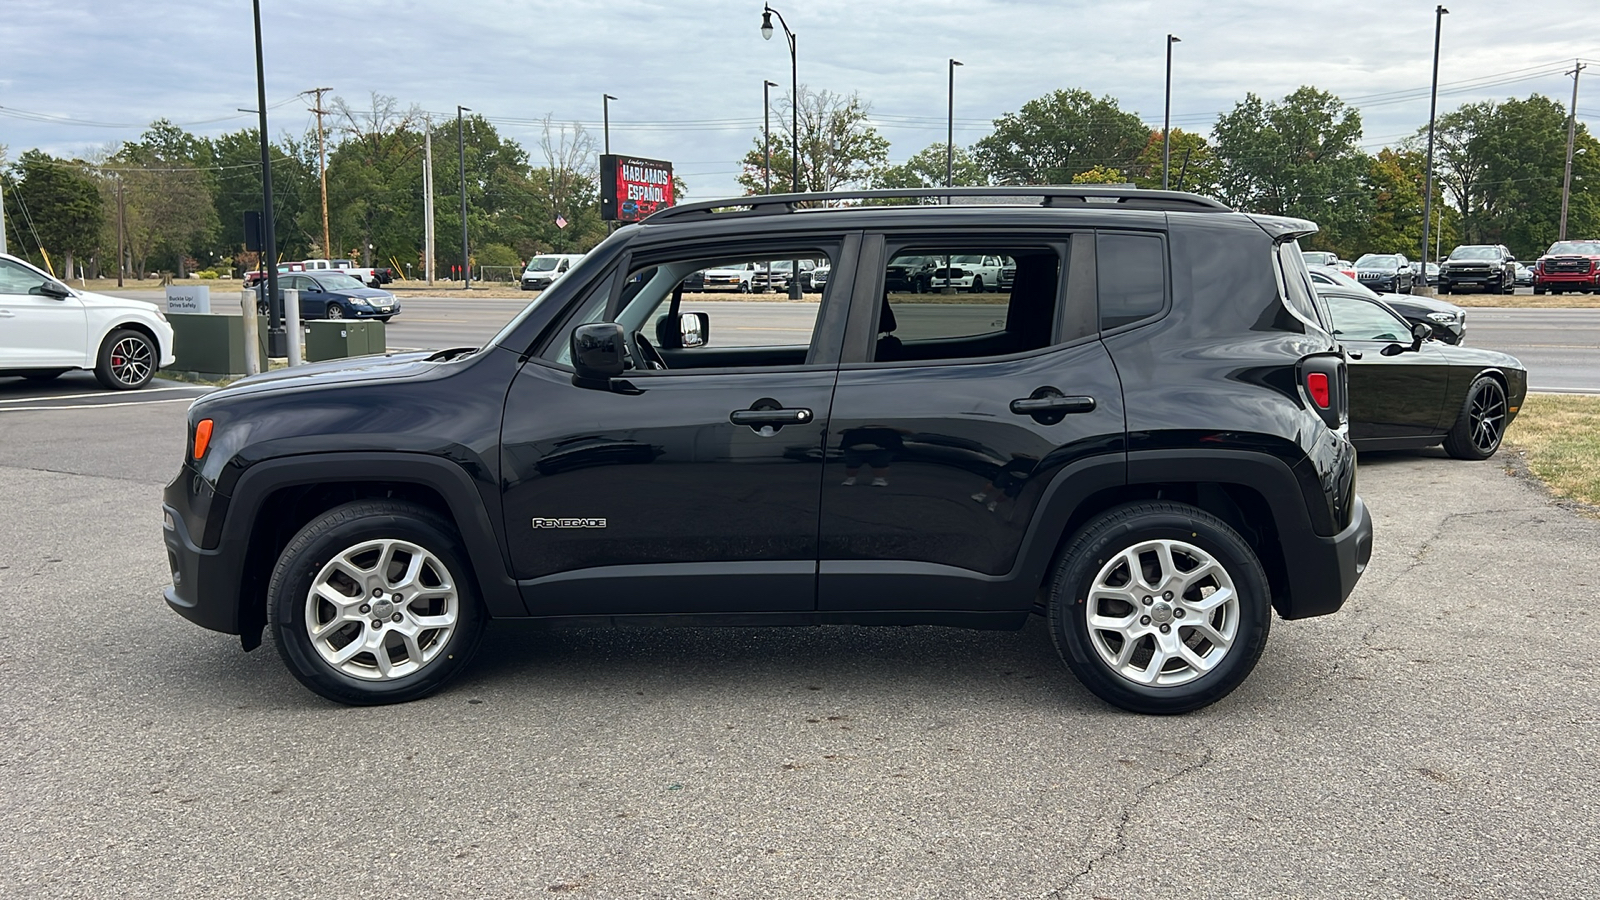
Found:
[1441,269,1499,288]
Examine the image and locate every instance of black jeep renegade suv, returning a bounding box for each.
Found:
[162,187,1373,714]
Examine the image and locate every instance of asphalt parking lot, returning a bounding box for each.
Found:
[1,373,1597,898]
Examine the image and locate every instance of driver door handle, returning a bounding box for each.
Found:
[730,408,812,427]
[1009,395,1096,415]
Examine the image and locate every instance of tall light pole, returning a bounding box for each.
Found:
[1163,35,1180,190]
[761,4,802,298]
[457,105,470,289]
[252,0,285,357]
[603,93,617,155]
[947,59,963,189]
[1560,61,1585,241]
[763,79,778,193]
[1421,5,1449,281]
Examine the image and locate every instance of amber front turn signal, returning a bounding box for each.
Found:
[193,419,214,460]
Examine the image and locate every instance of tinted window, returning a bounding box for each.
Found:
[872,245,1064,363]
[1097,233,1167,330]
[1325,294,1409,342]
[0,258,53,295]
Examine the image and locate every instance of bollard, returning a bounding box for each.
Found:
[240,289,262,376]
[284,289,303,365]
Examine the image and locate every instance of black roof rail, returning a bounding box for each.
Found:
[644,185,1232,223]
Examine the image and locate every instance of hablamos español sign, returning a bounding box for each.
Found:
[600,154,674,222]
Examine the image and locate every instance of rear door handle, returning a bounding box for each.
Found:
[1010,388,1095,425]
[0,309,14,317]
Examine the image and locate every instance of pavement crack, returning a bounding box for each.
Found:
[1044,739,1215,898]
[0,463,166,486]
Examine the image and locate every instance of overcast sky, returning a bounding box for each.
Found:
[3,0,1597,199]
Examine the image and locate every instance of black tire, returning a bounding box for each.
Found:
[1442,375,1508,461]
[1439,284,1451,295]
[93,328,156,390]
[21,369,67,381]
[1500,275,1515,295]
[378,315,393,323]
[1533,283,1545,295]
[1047,501,1272,715]
[970,276,984,294]
[326,302,344,320]
[269,500,485,705]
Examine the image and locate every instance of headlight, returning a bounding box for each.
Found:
[1426,312,1457,323]
[350,299,371,307]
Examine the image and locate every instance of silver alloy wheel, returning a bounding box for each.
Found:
[1084,538,1240,687]
[108,335,153,386]
[304,538,460,680]
[326,303,344,320]
[1470,380,1507,454]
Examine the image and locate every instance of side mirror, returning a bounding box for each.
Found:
[571,322,627,380]
[679,311,709,348]
[1411,321,1432,348]
[39,281,72,299]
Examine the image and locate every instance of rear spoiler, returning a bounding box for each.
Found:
[1246,213,1319,242]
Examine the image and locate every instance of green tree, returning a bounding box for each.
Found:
[1129,129,1218,195]
[1429,95,1600,257]
[110,120,220,278]
[1212,87,1370,254]
[1071,165,1128,184]
[7,150,104,277]
[871,142,985,192]
[972,89,1149,185]
[737,86,890,196]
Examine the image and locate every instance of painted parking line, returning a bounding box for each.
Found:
[0,386,210,406]
[0,397,199,412]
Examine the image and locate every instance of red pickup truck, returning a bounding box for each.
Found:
[1532,240,1600,295]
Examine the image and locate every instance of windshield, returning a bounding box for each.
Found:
[1356,254,1400,268]
[1449,246,1500,260]
[528,257,561,271]
[314,273,367,291]
[1548,241,1600,255]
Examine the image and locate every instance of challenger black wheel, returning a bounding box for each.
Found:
[1048,502,1272,715]
[1442,375,1508,461]
[269,500,485,705]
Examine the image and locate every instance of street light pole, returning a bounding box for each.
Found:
[761,4,803,298]
[603,93,617,156]
[1163,35,1180,190]
[763,79,778,193]
[947,59,963,190]
[252,0,284,357]
[1421,5,1449,283]
[457,105,470,289]
[1560,61,1585,241]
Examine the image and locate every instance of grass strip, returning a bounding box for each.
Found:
[1507,392,1600,509]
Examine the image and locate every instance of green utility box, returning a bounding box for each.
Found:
[303,320,387,362]
[165,314,269,378]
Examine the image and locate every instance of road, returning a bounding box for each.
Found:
[1,380,1598,898]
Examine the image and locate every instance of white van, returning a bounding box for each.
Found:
[520,253,586,291]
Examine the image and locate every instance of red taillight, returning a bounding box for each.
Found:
[1306,373,1331,409]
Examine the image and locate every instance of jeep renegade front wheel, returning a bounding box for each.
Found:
[269,500,485,705]
[1048,502,1272,714]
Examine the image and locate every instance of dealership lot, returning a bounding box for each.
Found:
[1,377,1597,897]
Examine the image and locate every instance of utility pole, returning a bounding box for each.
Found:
[1421,5,1449,282]
[305,86,333,258]
[423,126,436,285]
[0,170,8,255]
[1164,35,1181,190]
[1560,61,1585,242]
[763,80,778,193]
[252,0,284,357]
[947,59,963,190]
[457,105,470,289]
[116,177,126,287]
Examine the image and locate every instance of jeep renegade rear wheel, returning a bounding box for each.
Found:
[269,500,484,705]
[1048,502,1271,714]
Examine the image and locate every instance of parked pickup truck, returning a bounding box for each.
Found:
[1532,240,1600,295]
[245,259,394,289]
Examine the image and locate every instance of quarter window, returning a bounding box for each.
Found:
[1325,294,1409,342]
[1097,233,1167,330]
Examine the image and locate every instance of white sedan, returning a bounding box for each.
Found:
[0,252,175,390]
